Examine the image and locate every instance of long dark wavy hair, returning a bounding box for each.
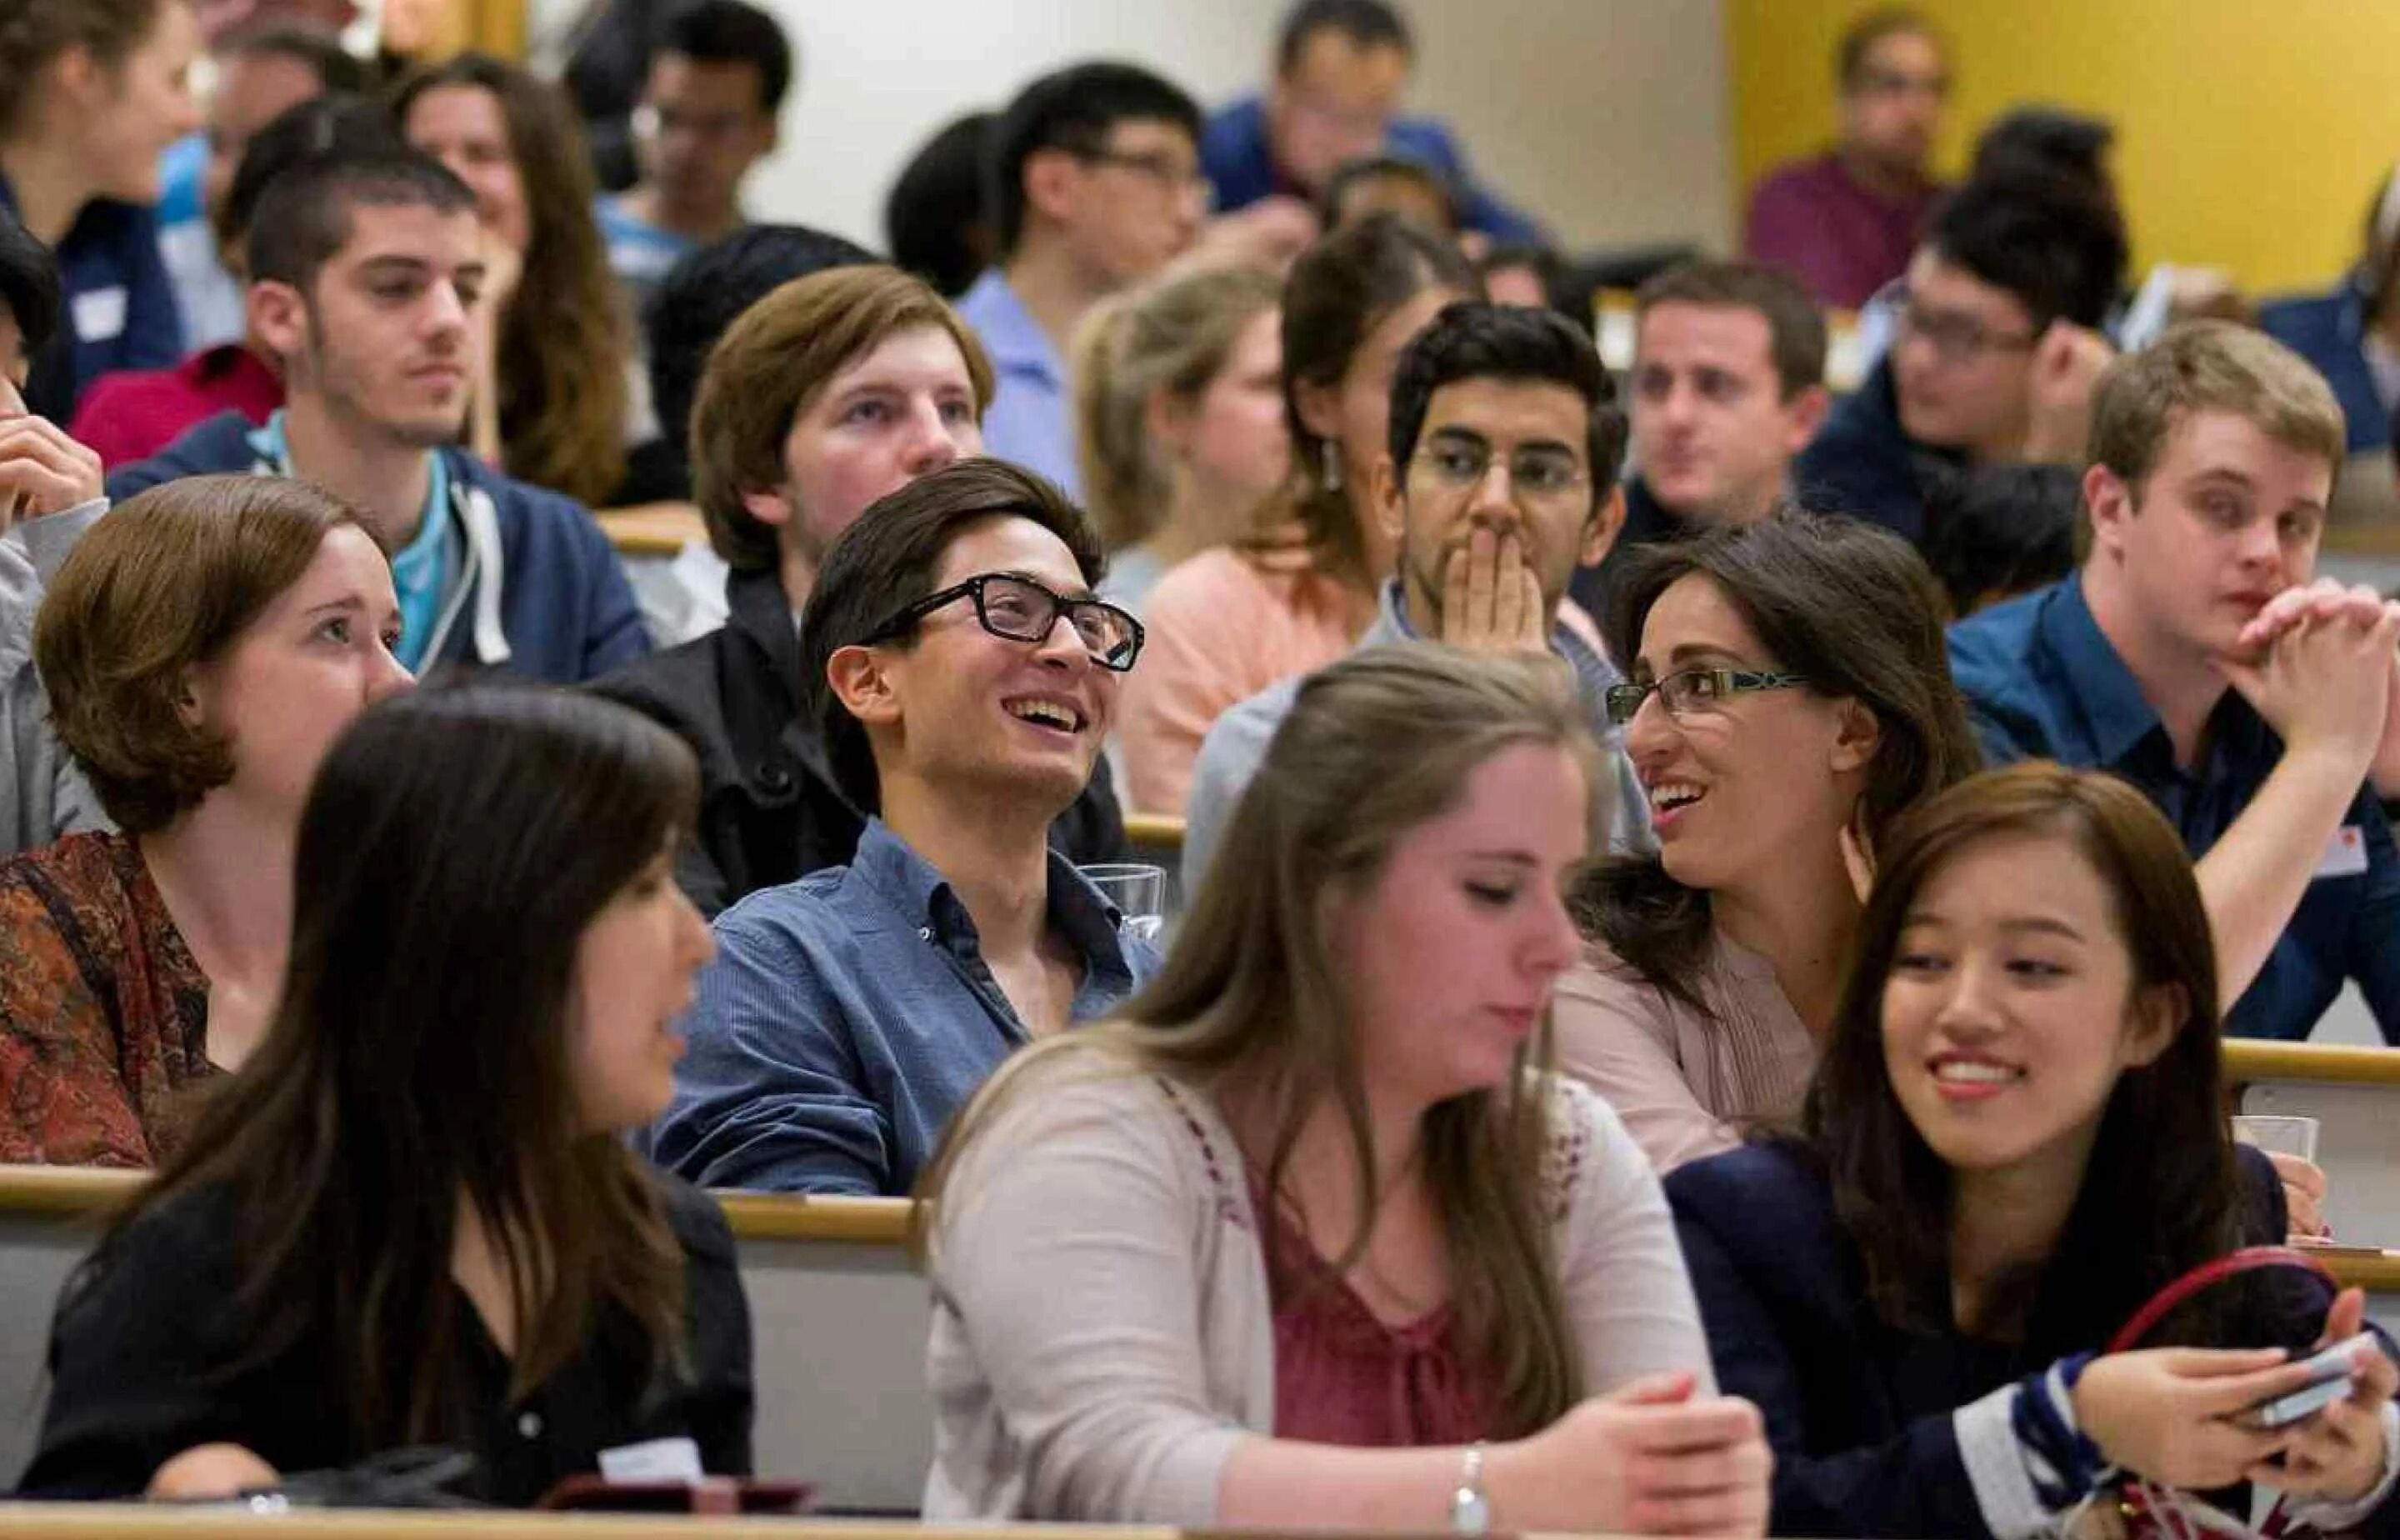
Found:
[79,688,701,1449]
[1572,511,1982,1012]
[1800,763,2246,1348]
[393,54,629,507]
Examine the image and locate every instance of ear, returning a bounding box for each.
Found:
[738,484,797,531]
[172,663,208,730]
[824,643,902,729]
[1371,451,1404,549]
[44,43,101,109]
[1782,385,1832,454]
[2122,982,2185,1069]
[1292,375,1342,444]
[1578,482,1628,568]
[1021,147,1082,232]
[1145,386,1192,459]
[248,280,310,367]
[2082,462,2132,560]
[1826,697,1883,776]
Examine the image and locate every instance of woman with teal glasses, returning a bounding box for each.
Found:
[1556,512,1981,1170]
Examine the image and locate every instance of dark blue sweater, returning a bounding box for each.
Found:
[108,412,648,685]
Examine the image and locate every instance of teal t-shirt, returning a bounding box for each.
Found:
[251,412,450,672]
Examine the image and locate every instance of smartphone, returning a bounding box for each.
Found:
[2252,1332,2377,1428]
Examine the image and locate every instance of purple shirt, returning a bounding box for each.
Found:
[1743,150,1939,311]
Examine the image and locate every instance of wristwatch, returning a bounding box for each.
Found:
[1450,1442,1491,1536]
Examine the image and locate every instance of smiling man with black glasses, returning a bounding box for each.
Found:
[1182,300,1652,888]
[648,458,1161,1198]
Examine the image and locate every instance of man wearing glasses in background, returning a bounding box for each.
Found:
[649,459,1161,1198]
[1182,302,1648,889]
[956,62,1209,498]
[1793,168,2124,544]
[597,0,791,314]
[1744,8,1949,312]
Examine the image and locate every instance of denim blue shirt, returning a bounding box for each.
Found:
[952,269,1079,497]
[1948,576,2400,1042]
[648,818,1162,1195]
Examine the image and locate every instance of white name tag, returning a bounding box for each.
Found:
[70,286,127,343]
[598,1435,704,1482]
[2314,825,2370,880]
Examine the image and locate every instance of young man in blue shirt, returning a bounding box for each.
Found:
[110,145,646,684]
[1948,321,2400,1042]
[651,458,1158,1196]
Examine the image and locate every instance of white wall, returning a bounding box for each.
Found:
[685,0,1732,259]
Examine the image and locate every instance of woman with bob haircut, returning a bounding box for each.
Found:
[21,687,748,1502]
[0,474,411,1166]
[1668,762,2400,1538]
[1556,512,1982,1171]
[918,644,1769,1533]
[393,53,632,508]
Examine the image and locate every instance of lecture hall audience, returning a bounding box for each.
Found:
[1949,322,2400,1043]
[1743,8,1948,312]
[1556,514,1980,1172]
[19,687,752,1504]
[649,460,1158,1198]
[922,646,1767,1530]
[1074,264,1289,616]
[595,262,1129,915]
[1182,300,1646,888]
[1670,764,2400,1537]
[0,476,408,1167]
[2260,167,2400,528]
[1118,212,1478,814]
[0,0,201,418]
[109,143,647,683]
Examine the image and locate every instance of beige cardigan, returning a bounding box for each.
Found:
[922,1063,1713,1523]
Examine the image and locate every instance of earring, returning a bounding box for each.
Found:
[1320,439,1342,493]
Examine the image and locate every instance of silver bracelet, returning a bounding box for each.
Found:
[1450,1441,1491,1536]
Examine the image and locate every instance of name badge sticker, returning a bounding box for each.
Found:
[2313,825,2370,880]
[598,1435,704,1482]
[70,286,128,343]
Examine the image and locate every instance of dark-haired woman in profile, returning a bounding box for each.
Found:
[21,688,750,1504]
[1668,763,2400,1538]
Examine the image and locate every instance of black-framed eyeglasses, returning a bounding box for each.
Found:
[1071,147,1212,197]
[1892,284,2039,364]
[1411,436,1590,502]
[867,572,1145,672]
[1603,667,1810,726]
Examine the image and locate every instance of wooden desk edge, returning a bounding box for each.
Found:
[0,1168,915,1247]
[2223,1041,2400,1088]
[1122,812,1187,849]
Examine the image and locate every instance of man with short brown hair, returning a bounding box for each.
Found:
[1950,322,2400,1042]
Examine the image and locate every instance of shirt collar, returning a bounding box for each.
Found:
[2040,574,2173,768]
[250,409,448,550]
[849,817,1138,985]
[959,268,1065,386]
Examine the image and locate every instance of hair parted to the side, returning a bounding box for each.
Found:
[392,54,630,507]
[798,458,1103,815]
[1799,762,2243,1349]
[244,142,478,299]
[1386,300,1627,508]
[0,0,168,139]
[2076,321,2347,557]
[1572,512,1981,1013]
[80,686,702,1451]
[37,476,377,835]
[1280,212,1481,585]
[920,642,1599,1438]
[690,263,995,572]
[1634,259,1828,400]
[1072,264,1282,551]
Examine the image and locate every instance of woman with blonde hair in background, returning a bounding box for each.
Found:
[1073,264,1288,617]
[919,644,1768,1532]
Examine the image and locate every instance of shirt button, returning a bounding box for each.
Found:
[518,1412,542,1438]
[918,927,932,942]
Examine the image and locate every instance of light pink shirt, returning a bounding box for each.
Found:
[1554,934,1819,1172]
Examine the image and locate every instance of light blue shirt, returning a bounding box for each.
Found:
[953,268,1080,498]
[596,195,698,308]
[251,412,449,672]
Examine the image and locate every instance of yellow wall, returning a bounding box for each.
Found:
[1725,0,2400,296]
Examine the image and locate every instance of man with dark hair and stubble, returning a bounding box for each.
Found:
[1744,7,1948,310]
[1795,168,2125,544]
[649,458,1160,1197]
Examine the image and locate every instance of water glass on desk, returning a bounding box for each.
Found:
[2232,1114,2322,1164]
[1081,862,1168,944]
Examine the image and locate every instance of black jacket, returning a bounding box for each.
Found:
[591,568,1128,917]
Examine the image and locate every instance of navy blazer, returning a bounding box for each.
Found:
[1667,1140,2385,1539]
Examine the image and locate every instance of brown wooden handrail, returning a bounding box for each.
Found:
[598,503,708,559]
[2222,1040,2400,1088]
[1122,812,1187,851]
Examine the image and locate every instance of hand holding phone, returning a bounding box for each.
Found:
[2250,1332,2377,1428]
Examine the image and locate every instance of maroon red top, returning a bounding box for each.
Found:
[0,832,216,1166]
[1254,1180,1496,1447]
[1742,151,1941,311]
[69,344,284,470]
